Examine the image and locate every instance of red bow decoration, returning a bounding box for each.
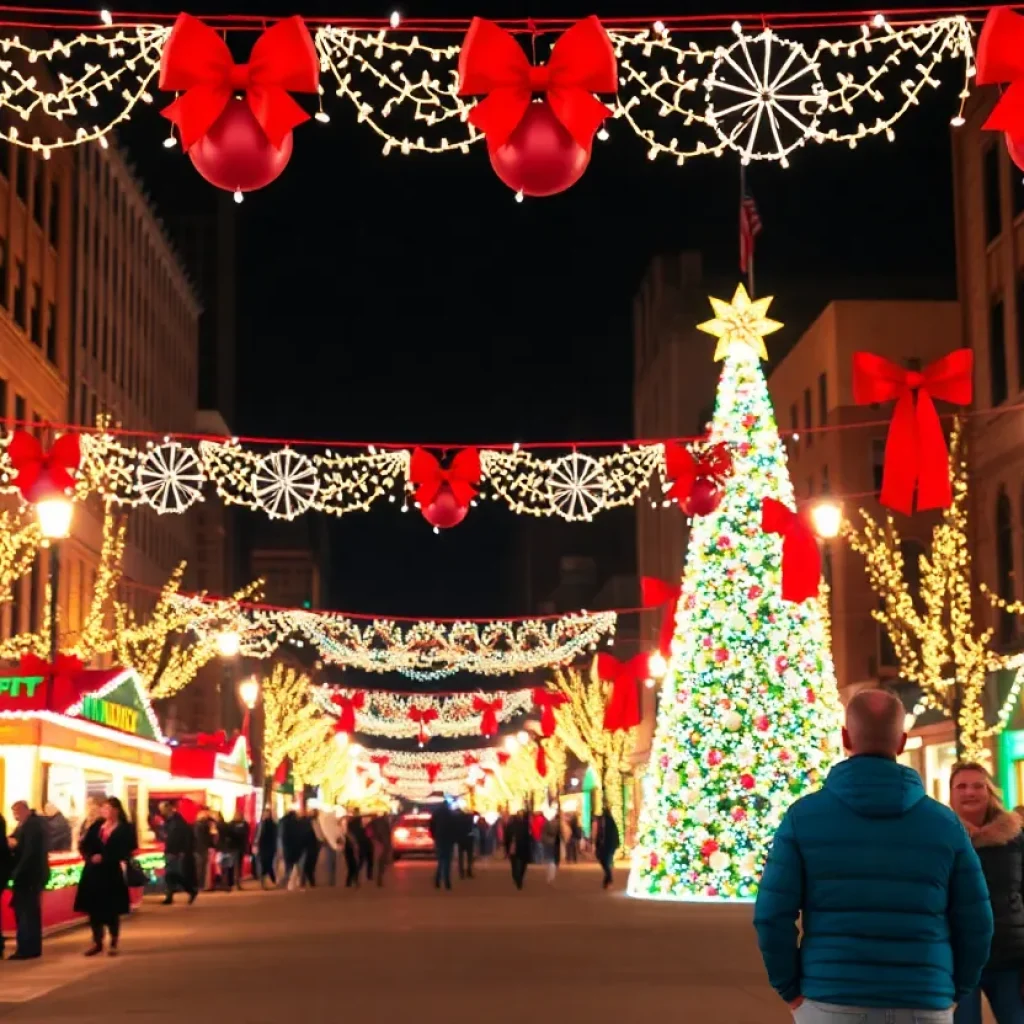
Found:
[409,706,439,745]
[364,777,375,790]
[596,652,646,732]
[852,350,973,515]
[331,691,365,735]
[977,8,1024,138]
[761,498,821,604]
[463,753,481,768]
[370,754,391,769]
[195,729,229,750]
[641,577,682,658]
[8,430,81,503]
[531,688,568,738]
[535,744,548,778]
[457,16,617,150]
[497,750,510,766]
[158,14,319,151]
[18,652,84,710]
[409,447,482,510]
[663,441,732,504]
[472,695,503,737]
[385,774,399,786]
[425,762,442,784]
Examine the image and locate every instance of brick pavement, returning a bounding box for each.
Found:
[0,860,944,1024]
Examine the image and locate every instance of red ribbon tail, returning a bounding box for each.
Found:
[547,88,611,149]
[879,390,918,516]
[469,88,532,150]
[913,390,953,512]
[161,85,231,152]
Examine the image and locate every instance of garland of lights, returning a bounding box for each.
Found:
[0,14,971,169]
[314,685,533,739]
[355,746,502,775]
[179,599,617,676]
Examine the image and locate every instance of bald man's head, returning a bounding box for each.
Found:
[842,689,907,758]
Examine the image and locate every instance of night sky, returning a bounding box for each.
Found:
[122,0,962,621]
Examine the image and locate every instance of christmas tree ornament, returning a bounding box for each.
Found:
[628,285,842,903]
[852,349,973,515]
[409,447,482,529]
[664,440,733,517]
[158,14,318,194]
[596,652,647,732]
[976,8,1024,169]
[457,16,616,196]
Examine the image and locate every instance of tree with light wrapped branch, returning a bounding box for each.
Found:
[0,507,40,609]
[843,421,1009,761]
[262,663,326,786]
[548,661,636,842]
[497,734,566,809]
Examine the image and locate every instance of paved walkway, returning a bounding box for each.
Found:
[0,861,800,1023]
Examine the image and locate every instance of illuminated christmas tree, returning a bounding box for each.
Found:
[628,285,842,903]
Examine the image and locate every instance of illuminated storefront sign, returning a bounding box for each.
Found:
[0,675,46,705]
[80,695,140,736]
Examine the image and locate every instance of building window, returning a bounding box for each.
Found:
[13,260,24,327]
[822,465,831,494]
[14,393,25,430]
[992,295,1009,406]
[0,239,8,309]
[78,382,86,423]
[0,375,6,427]
[997,488,1016,644]
[804,388,813,447]
[101,317,108,372]
[871,438,885,492]
[31,163,43,225]
[29,284,40,345]
[45,302,56,364]
[985,144,1003,244]
[818,372,828,426]
[15,149,27,202]
[48,182,59,247]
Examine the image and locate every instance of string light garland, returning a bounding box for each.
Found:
[180,600,618,676]
[314,685,533,739]
[0,12,973,171]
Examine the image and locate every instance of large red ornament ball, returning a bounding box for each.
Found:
[421,484,469,529]
[1006,132,1024,173]
[682,476,724,517]
[489,100,592,197]
[188,98,294,193]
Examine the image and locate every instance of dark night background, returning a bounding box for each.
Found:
[120,0,961,620]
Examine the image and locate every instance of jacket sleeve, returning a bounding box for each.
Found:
[947,829,994,1000]
[753,810,804,1004]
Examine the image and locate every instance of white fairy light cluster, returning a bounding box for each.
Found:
[178,598,618,676]
[0,431,671,521]
[313,685,533,739]
[0,15,972,167]
[358,746,500,775]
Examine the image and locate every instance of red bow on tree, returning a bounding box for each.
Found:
[497,750,510,766]
[977,8,1024,138]
[158,14,319,151]
[663,441,732,504]
[8,430,81,503]
[457,16,617,150]
[370,754,391,769]
[409,706,439,745]
[409,448,482,509]
[761,498,821,604]
[425,762,442,784]
[385,774,399,786]
[331,691,365,734]
[463,754,481,768]
[641,576,682,658]
[471,695,503,737]
[19,652,84,710]
[535,744,548,778]
[596,653,646,732]
[532,688,568,738]
[852,350,973,515]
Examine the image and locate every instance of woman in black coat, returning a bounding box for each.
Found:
[74,796,134,956]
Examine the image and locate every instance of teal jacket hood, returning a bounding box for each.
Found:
[824,755,927,818]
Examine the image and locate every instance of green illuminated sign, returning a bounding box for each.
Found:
[75,676,157,741]
[0,676,44,700]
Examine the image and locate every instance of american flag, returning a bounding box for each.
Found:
[739,188,762,275]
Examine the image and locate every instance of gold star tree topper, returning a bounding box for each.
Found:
[697,283,783,361]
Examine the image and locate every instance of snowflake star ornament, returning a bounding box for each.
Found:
[698,284,782,362]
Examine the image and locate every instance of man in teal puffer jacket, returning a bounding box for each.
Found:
[754,689,993,1021]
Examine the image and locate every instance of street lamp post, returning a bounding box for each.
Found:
[217,629,241,734]
[34,488,74,663]
[238,675,261,791]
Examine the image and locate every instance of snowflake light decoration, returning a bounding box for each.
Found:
[136,442,205,514]
[546,453,608,522]
[251,449,319,520]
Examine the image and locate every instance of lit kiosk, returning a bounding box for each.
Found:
[0,665,171,932]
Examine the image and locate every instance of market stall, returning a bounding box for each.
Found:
[0,665,172,934]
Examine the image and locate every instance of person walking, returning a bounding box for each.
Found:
[75,797,134,957]
[279,807,304,890]
[255,807,278,888]
[594,809,619,890]
[0,809,10,960]
[429,801,457,891]
[368,813,393,887]
[193,809,214,892]
[754,689,993,1022]
[343,811,363,888]
[456,808,476,880]
[302,809,320,888]
[566,814,581,864]
[314,808,340,886]
[507,810,532,890]
[950,761,1024,1024]
[542,813,561,884]
[7,800,49,959]
[358,814,374,884]
[161,800,197,905]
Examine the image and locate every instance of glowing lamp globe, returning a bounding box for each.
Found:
[35,493,74,540]
[489,100,591,198]
[810,500,842,540]
[238,677,260,710]
[421,485,469,530]
[682,477,724,517]
[188,98,294,194]
[216,630,241,658]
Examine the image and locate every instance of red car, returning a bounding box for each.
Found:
[391,812,435,859]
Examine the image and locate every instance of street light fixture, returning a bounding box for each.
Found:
[33,486,73,663]
[810,500,843,540]
[216,630,242,658]
[238,676,260,710]
[648,651,669,680]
